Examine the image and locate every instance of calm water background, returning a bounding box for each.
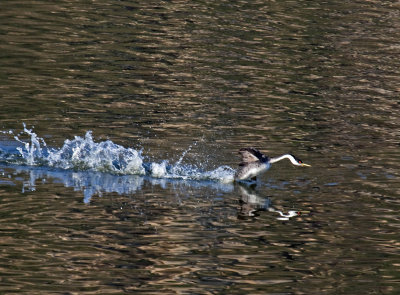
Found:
[1,0,400,294]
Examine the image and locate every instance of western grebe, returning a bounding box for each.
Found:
[234,147,310,181]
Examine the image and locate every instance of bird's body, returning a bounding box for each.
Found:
[235,160,270,181]
[234,147,310,181]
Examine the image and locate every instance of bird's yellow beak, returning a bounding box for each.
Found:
[301,163,311,167]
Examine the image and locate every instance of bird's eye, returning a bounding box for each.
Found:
[298,160,302,164]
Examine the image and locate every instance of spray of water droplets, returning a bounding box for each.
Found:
[0,124,235,183]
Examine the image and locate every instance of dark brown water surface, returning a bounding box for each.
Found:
[0,0,399,294]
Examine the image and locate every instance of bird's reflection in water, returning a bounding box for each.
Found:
[237,183,306,220]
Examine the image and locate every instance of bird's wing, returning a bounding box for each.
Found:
[238,148,265,164]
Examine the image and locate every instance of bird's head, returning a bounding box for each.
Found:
[291,155,311,167]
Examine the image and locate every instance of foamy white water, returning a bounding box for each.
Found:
[0,125,235,183]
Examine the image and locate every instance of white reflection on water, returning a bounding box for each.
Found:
[3,164,234,204]
[238,183,304,220]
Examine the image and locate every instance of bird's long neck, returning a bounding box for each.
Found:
[269,154,297,165]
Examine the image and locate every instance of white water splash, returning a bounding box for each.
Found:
[2,125,235,183]
[45,131,145,175]
[150,161,168,178]
[14,123,46,166]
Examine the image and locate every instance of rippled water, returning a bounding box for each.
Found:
[1,0,399,294]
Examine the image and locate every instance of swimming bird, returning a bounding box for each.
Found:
[234,147,310,181]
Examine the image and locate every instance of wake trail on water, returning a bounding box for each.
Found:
[0,124,235,183]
